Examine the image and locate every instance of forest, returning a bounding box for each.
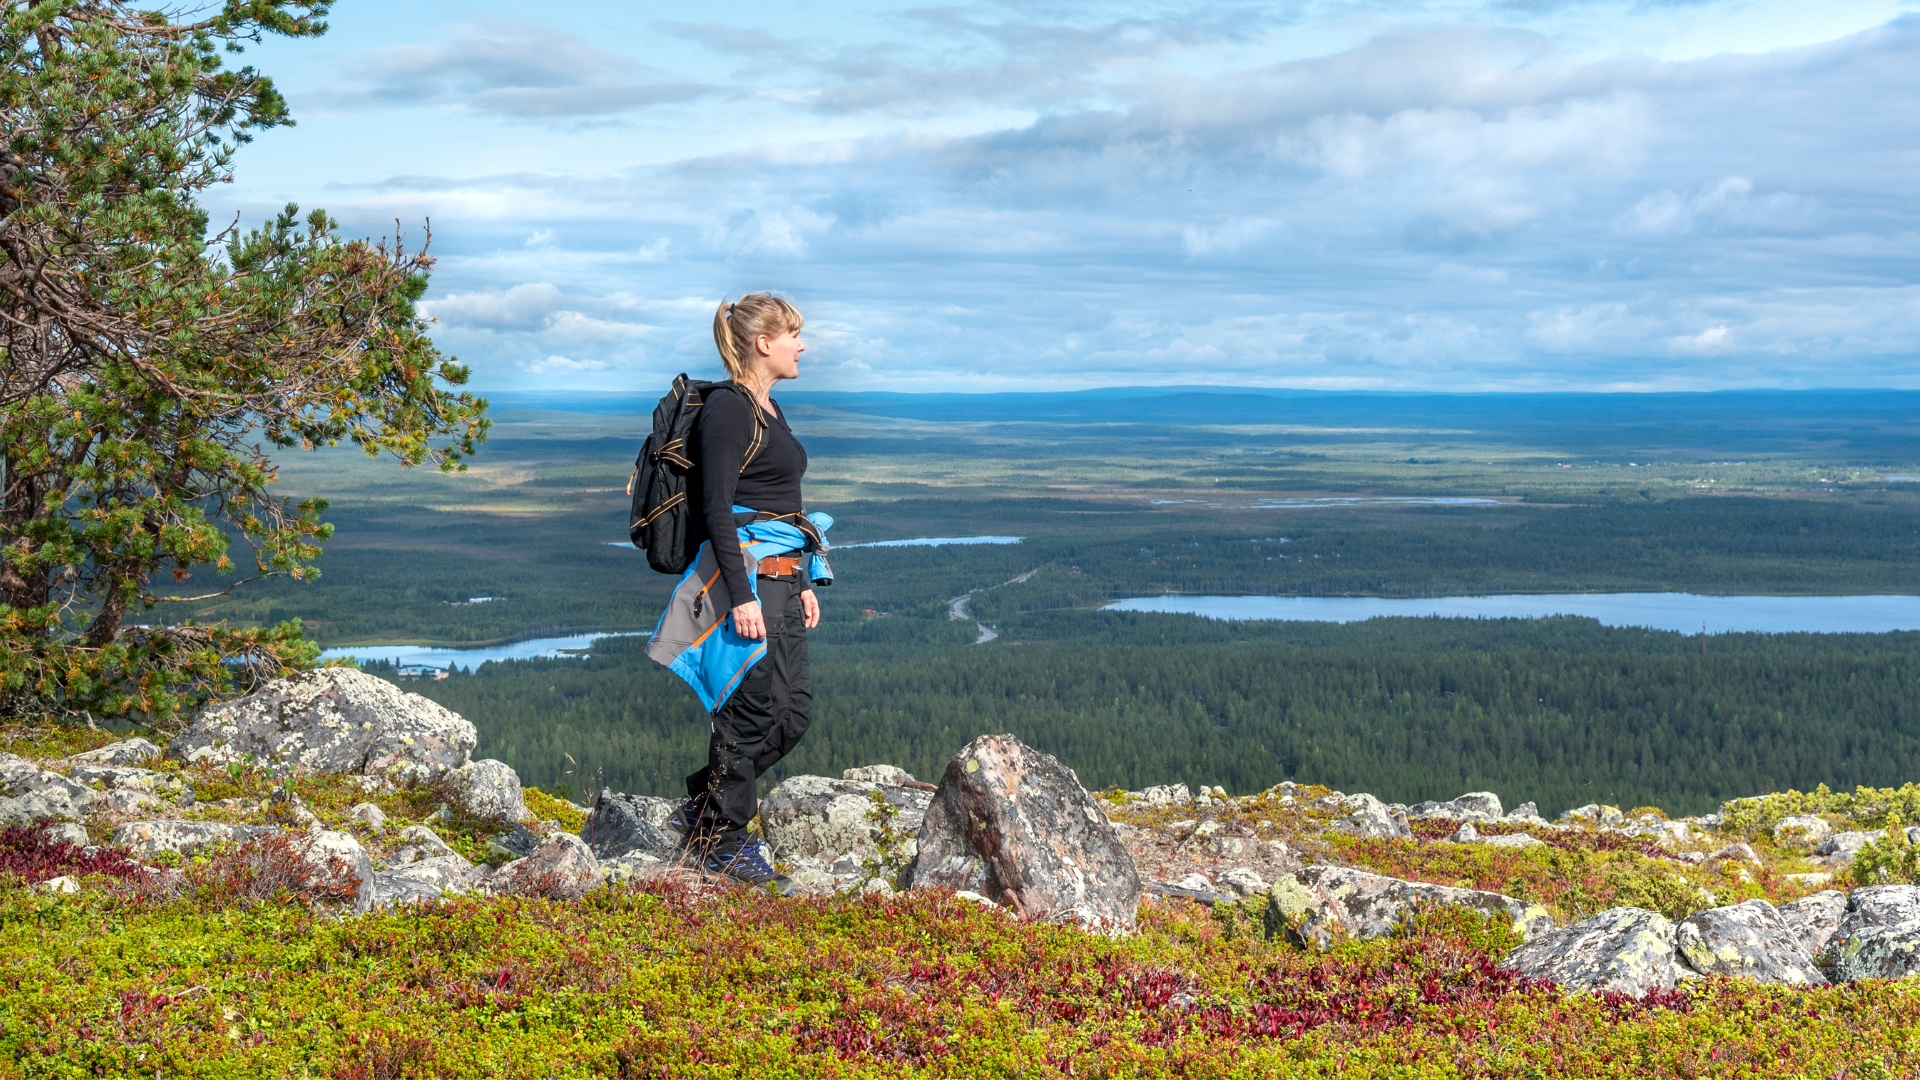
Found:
[386,614,1920,818]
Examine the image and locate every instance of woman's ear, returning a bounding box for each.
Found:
[755,334,774,358]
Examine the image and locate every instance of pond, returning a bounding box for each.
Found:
[1103,593,1920,634]
[320,631,646,670]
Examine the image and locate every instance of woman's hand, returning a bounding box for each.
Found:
[801,588,821,629]
[731,600,766,640]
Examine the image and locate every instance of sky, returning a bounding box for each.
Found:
[217,0,1920,394]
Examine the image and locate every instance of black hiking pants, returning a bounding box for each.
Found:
[684,573,812,845]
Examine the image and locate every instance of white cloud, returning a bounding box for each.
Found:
[520,355,611,373]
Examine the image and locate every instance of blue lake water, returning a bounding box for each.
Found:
[836,536,1024,549]
[1104,593,1920,634]
[321,631,646,670]
[1151,497,1505,510]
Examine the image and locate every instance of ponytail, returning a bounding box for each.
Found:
[713,293,804,394]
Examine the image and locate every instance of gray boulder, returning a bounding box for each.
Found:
[1482,832,1547,849]
[486,823,543,860]
[580,789,683,860]
[1410,792,1504,822]
[68,763,187,799]
[1834,885,1920,941]
[761,773,932,864]
[1502,907,1686,994]
[445,759,528,823]
[1673,900,1826,985]
[381,854,476,895]
[392,824,460,864]
[0,753,96,819]
[1778,890,1850,960]
[1772,815,1833,848]
[369,873,445,910]
[111,819,274,857]
[1828,925,1920,981]
[1818,830,1886,864]
[63,738,164,767]
[1505,801,1546,823]
[842,765,926,787]
[1336,793,1412,839]
[907,734,1141,930]
[1559,804,1625,827]
[489,833,600,900]
[1264,866,1553,950]
[169,667,475,782]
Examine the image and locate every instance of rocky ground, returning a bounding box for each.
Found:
[7,667,1920,995]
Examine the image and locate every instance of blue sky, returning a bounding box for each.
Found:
[219,0,1920,393]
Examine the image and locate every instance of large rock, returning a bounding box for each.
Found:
[0,753,96,819]
[489,833,600,900]
[760,773,932,864]
[1828,925,1920,982]
[1772,815,1833,848]
[1818,830,1886,865]
[444,759,528,823]
[907,734,1141,930]
[1502,907,1686,994]
[111,820,274,858]
[581,790,683,860]
[1263,866,1552,950]
[1333,793,1412,839]
[1409,792,1504,822]
[1778,890,1850,960]
[1834,885,1920,941]
[169,668,475,782]
[67,763,187,799]
[63,738,164,767]
[1673,900,1826,985]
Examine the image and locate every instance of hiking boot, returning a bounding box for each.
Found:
[704,838,793,894]
[668,799,702,841]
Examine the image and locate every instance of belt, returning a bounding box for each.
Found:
[756,554,804,578]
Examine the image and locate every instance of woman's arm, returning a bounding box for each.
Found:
[696,387,757,608]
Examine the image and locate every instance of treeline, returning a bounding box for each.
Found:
[393,616,1920,817]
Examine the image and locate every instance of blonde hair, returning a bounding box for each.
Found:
[713,293,804,393]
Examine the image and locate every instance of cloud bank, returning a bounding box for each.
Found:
[250,2,1920,392]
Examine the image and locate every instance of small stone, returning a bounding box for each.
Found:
[1338,793,1412,839]
[1502,907,1684,994]
[1505,802,1545,823]
[1449,823,1480,843]
[38,876,79,894]
[347,802,387,836]
[300,829,375,914]
[1172,872,1213,892]
[1140,784,1190,807]
[392,825,459,864]
[1218,867,1269,896]
[263,787,320,829]
[1481,832,1546,849]
[102,789,165,814]
[1817,830,1886,864]
[954,889,998,907]
[44,822,88,848]
[1708,842,1763,866]
[445,759,528,824]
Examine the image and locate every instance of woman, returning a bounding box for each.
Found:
[677,293,823,891]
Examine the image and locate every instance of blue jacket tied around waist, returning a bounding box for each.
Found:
[645,508,833,712]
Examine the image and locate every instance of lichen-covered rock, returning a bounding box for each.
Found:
[348,802,387,836]
[1773,815,1833,848]
[1778,890,1850,960]
[1828,923,1920,981]
[1336,793,1411,839]
[1481,832,1546,849]
[1834,885,1920,941]
[1502,907,1685,994]
[842,765,924,787]
[368,873,444,910]
[1673,900,1826,985]
[68,763,186,799]
[112,820,274,857]
[580,789,683,860]
[63,738,164,767]
[391,825,460,864]
[486,824,543,860]
[1410,792,1503,822]
[1218,867,1269,896]
[379,854,476,900]
[0,753,96,819]
[445,759,528,823]
[489,833,600,900]
[1559,804,1624,827]
[761,774,931,864]
[1265,866,1553,950]
[907,734,1141,930]
[169,667,475,782]
[1505,802,1545,823]
[1137,784,1191,807]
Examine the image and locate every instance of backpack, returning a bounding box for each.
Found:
[628,376,765,574]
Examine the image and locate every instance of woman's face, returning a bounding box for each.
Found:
[757,328,806,382]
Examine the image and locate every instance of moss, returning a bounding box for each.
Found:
[523,786,586,833]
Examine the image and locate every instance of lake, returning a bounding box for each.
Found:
[609,536,1022,550]
[321,631,646,670]
[1104,593,1920,634]
[1151,497,1506,510]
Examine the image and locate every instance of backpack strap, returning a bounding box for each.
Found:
[708,382,771,475]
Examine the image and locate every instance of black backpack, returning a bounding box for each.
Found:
[627,376,764,574]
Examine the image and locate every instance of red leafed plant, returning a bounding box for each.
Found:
[0,822,144,883]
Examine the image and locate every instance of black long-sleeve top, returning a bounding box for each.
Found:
[696,384,808,605]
